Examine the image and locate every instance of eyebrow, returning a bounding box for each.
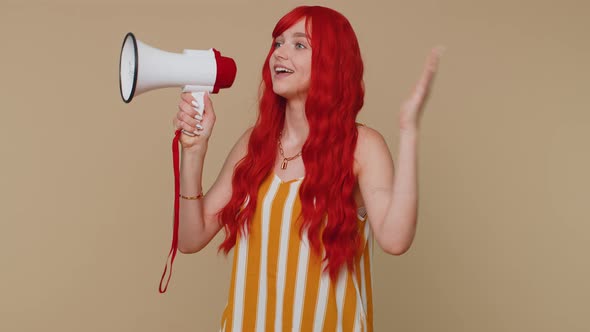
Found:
[276,32,309,39]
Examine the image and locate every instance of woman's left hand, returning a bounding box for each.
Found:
[399,46,444,132]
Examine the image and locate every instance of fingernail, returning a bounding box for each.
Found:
[196,124,203,130]
[195,114,203,120]
[191,100,200,109]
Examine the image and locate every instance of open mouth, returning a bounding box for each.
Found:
[274,66,294,77]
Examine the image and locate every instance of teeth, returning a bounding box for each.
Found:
[275,67,294,73]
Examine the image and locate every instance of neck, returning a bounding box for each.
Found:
[282,98,309,143]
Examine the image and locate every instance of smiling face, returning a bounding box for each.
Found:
[269,18,312,101]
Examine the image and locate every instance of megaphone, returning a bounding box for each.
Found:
[119,32,237,126]
[118,32,237,294]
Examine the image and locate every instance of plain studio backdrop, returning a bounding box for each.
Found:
[1,0,588,331]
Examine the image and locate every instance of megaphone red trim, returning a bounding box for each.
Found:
[212,49,237,93]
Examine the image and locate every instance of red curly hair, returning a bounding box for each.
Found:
[218,5,365,281]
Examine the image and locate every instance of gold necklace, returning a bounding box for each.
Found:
[278,131,302,169]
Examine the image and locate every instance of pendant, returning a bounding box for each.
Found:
[281,159,288,169]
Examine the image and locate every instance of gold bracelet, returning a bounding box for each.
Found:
[179,192,204,200]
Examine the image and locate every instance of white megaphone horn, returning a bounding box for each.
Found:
[119,32,237,124]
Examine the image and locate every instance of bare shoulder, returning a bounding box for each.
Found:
[209,126,253,191]
[355,125,389,160]
[202,126,253,213]
[227,126,254,160]
[356,124,387,150]
[237,126,254,147]
[354,124,391,176]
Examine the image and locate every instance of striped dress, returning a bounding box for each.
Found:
[220,171,374,332]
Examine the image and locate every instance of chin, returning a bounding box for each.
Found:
[271,84,293,99]
[273,90,301,100]
[271,83,308,100]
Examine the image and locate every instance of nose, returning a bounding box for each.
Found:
[273,45,288,60]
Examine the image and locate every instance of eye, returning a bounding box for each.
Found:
[273,41,283,49]
[296,42,307,49]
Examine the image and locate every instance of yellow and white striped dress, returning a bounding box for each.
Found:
[220,171,374,332]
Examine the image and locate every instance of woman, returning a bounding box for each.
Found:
[172,5,441,332]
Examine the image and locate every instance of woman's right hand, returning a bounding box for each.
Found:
[172,92,216,151]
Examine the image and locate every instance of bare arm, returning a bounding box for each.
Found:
[177,127,251,253]
[356,47,442,255]
[356,127,418,255]
[172,91,252,253]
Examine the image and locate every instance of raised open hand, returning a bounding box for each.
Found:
[399,46,444,132]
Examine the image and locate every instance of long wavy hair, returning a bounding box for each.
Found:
[218,5,365,280]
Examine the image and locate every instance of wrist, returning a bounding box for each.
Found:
[400,127,419,138]
[182,142,209,155]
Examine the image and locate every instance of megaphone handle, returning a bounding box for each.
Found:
[190,91,205,117]
[180,91,206,137]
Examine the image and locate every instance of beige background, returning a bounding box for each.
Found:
[1,0,588,331]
